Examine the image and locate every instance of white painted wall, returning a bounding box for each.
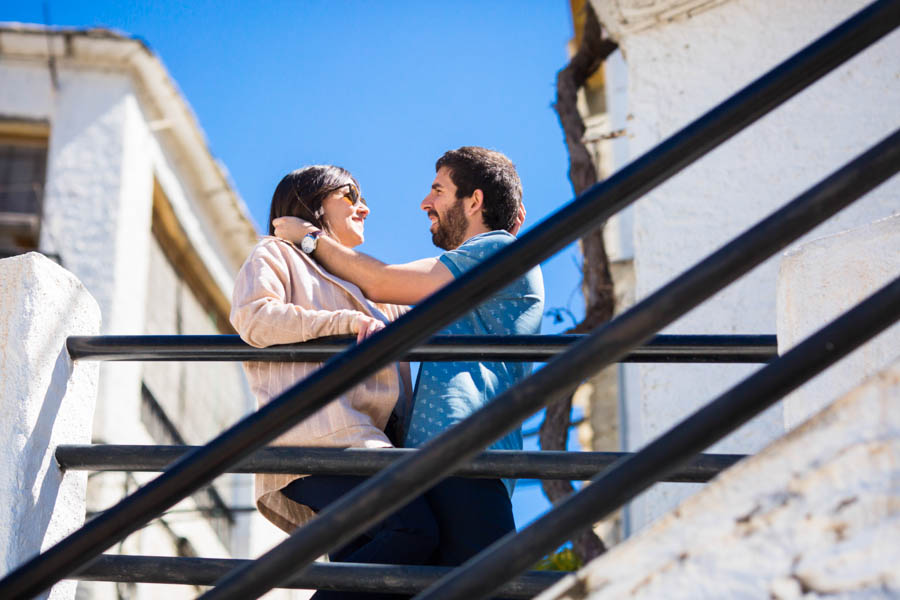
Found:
[778,214,900,429]
[38,69,154,447]
[0,60,54,118]
[599,48,634,264]
[0,253,100,600]
[589,0,900,533]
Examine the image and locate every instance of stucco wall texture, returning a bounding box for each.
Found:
[0,253,100,600]
[538,357,900,600]
[779,214,900,430]
[592,0,900,533]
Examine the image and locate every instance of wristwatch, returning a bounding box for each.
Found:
[300,230,322,255]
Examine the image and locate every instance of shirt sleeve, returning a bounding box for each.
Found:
[230,241,366,348]
[438,233,511,279]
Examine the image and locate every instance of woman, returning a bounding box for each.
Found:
[230,166,437,597]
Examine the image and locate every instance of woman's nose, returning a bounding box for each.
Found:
[357,204,370,218]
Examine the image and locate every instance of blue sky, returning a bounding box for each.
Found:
[5,1,587,529]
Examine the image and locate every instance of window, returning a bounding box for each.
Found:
[0,125,48,259]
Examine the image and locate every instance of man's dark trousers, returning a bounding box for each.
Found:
[425,477,516,565]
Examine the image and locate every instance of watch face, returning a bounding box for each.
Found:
[301,233,317,254]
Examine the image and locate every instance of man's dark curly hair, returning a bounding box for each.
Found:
[435,146,521,232]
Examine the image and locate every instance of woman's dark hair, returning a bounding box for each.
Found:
[435,146,521,232]
[267,165,359,236]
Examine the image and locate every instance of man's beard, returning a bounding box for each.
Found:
[431,197,468,250]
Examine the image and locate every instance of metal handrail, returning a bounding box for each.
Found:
[417,274,900,600]
[65,333,777,363]
[55,445,745,483]
[1,2,895,596]
[72,555,564,598]
[201,127,900,600]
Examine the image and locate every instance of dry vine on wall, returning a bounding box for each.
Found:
[539,1,618,563]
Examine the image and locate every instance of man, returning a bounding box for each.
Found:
[273,146,544,565]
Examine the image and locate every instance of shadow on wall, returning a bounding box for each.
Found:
[15,345,77,563]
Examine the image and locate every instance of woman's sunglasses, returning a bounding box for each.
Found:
[324,183,366,208]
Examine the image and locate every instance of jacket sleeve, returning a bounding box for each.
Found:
[230,242,366,348]
[377,302,412,321]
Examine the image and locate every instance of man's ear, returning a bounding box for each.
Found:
[465,189,484,218]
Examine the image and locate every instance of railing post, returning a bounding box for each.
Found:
[778,213,900,429]
[0,253,100,599]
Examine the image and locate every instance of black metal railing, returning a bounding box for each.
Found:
[71,556,563,598]
[66,333,777,363]
[53,444,742,596]
[1,1,897,598]
[56,445,745,483]
[138,383,236,549]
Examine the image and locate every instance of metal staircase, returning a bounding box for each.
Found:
[58,334,757,595]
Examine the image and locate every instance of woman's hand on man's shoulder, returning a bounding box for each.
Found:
[273,216,318,244]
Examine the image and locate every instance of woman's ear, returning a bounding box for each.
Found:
[314,215,331,238]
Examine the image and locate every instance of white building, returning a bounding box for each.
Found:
[571,0,899,536]
[0,24,302,599]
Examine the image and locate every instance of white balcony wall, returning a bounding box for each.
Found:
[589,0,900,534]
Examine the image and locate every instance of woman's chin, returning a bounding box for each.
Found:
[333,229,364,248]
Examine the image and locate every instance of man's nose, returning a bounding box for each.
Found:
[421,194,432,211]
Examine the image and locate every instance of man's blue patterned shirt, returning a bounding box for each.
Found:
[404,231,544,495]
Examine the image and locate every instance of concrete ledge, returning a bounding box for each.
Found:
[0,252,101,599]
[778,214,900,430]
[538,358,900,600]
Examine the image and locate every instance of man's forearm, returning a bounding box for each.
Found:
[312,236,389,298]
[272,216,452,304]
[312,236,453,304]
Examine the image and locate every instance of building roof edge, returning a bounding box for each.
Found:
[0,23,260,275]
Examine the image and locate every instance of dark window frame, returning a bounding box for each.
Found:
[0,122,50,258]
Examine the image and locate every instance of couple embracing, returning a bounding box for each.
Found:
[231,146,544,600]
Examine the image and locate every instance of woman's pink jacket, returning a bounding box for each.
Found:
[230,236,411,532]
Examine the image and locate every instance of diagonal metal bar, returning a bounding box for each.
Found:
[72,555,565,597]
[55,445,745,482]
[2,2,895,597]
[65,334,778,363]
[200,129,900,599]
[417,274,900,600]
